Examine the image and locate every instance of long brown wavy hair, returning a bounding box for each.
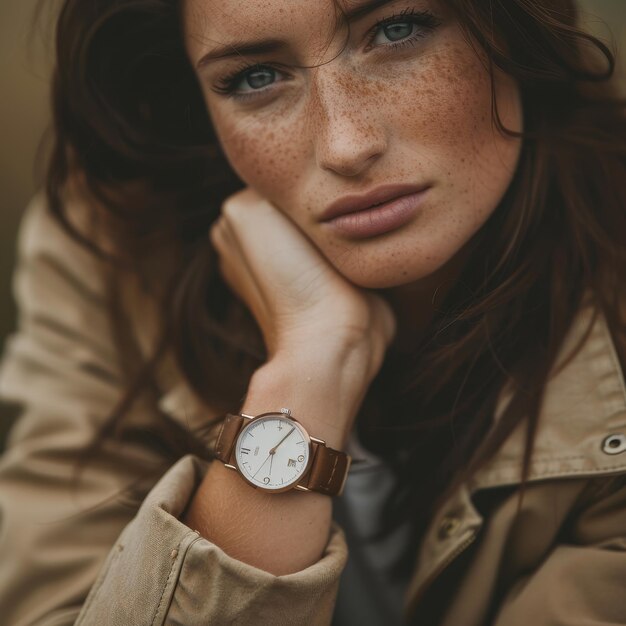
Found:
[34,0,625,587]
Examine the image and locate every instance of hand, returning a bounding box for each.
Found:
[209,187,396,379]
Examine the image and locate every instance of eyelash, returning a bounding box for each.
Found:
[211,8,441,101]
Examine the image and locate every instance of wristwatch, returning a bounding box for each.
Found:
[214,408,352,496]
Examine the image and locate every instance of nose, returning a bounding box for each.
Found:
[308,67,387,177]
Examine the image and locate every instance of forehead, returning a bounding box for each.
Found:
[182,0,433,50]
[186,0,403,69]
[184,0,337,34]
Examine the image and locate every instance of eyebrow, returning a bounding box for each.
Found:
[195,0,395,69]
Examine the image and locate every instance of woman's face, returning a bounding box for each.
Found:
[183,0,523,290]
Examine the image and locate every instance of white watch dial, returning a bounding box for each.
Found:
[234,415,311,491]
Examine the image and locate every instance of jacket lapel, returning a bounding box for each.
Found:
[472,298,626,491]
[403,298,626,619]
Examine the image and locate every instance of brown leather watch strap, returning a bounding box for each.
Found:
[214,411,351,497]
[214,413,244,462]
[303,442,351,496]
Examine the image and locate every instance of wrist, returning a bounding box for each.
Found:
[244,349,371,450]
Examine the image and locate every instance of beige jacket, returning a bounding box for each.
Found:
[0,192,625,626]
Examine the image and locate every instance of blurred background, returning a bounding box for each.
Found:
[1,1,625,450]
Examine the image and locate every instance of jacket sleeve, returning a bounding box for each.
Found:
[492,475,626,626]
[0,192,348,626]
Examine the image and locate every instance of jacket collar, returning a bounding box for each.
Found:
[471,295,626,491]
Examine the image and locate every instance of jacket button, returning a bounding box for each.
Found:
[438,515,461,540]
[602,434,626,455]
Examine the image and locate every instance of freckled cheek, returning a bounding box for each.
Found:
[390,54,493,152]
[211,112,308,199]
[388,52,520,205]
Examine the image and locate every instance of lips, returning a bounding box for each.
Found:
[319,183,430,222]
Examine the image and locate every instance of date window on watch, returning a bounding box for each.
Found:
[288,455,305,468]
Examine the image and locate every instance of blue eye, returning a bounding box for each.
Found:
[374,20,417,45]
[366,8,440,51]
[212,62,285,98]
[239,67,277,93]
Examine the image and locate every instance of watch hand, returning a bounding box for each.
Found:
[251,453,272,479]
[252,426,296,481]
[269,426,296,454]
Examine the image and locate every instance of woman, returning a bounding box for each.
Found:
[0,0,625,624]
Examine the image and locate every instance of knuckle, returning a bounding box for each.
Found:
[222,187,260,222]
[209,220,224,248]
[222,195,246,221]
[221,198,236,218]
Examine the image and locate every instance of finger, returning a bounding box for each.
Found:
[220,216,273,309]
[222,192,305,255]
[209,216,273,332]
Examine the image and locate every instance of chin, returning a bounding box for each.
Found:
[332,256,452,290]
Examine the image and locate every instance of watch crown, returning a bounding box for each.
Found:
[280,407,292,416]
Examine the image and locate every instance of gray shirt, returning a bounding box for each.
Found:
[332,428,413,625]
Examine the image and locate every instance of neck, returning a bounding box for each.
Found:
[379,244,474,354]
